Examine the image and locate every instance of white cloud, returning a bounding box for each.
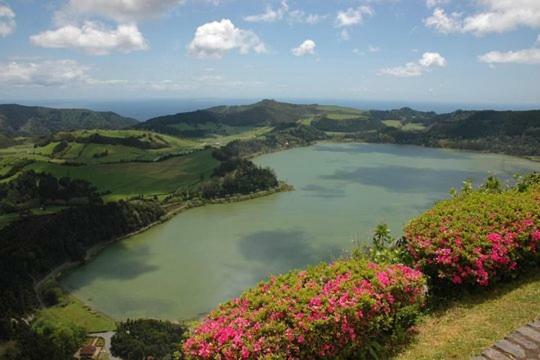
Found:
[379,52,447,77]
[245,2,325,25]
[188,19,267,59]
[244,1,288,23]
[0,59,89,86]
[292,39,316,56]
[336,6,373,28]
[56,0,184,23]
[418,52,447,67]
[368,45,380,53]
[426,0,449,9]
[479,48,540,65]
[0,3,15,37]
[30,22,148,55]
[425,1,540,35]
[288,10,325,25]
[424,8,462,34]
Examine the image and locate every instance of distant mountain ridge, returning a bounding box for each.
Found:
[135,99,325,136]
[0,104,137,137]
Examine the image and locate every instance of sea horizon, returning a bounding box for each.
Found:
[1,98,539,121]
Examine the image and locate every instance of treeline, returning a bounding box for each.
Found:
[1,318,85,360]
[355,128,540,157]
[0,171,101,214]
[213,124,328,159]
[41,133,168,151]
[0,200,164,320]
[200,159,278,199]
[338,109,540,157]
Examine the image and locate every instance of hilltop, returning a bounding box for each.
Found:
[135,99,365,137]
[0,104,137,137]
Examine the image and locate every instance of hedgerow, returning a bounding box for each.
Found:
[183,259,425,359]
[405,178,540,289]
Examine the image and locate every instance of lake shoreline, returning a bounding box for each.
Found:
[34,182,294,316]
[39,141,540,322]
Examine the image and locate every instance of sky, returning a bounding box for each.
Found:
[0,0,539,106]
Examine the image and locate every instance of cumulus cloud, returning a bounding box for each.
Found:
[335,6,373,40]
[244,1,324,25]
[425,0,540,35]
[0,59,89,86]
[292,39,316,56]
[56,0,184,23]
[379,52,447,77]
[188,19,267,58]
[336,6,373,28]
[30,22,148,55]
[0,3,16,37]
[479,36,540,65]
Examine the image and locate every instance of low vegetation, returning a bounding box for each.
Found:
[405,175,540,290]
[35,286,116,333]
[395,269,540,360]
[184,260,426,359]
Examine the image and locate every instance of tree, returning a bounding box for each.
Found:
[111,319,187,360]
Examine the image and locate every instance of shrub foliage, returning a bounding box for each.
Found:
[183,259,425,359]
[404,180,540,289]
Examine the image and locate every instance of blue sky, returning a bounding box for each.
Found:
[0,0,539,105]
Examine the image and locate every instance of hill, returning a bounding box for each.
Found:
[355,109,540,157]
[0,104,137,137]
[136,99,363,136]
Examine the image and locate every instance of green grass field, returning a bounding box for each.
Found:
[25,149,219,201]
[394,269,540,360]
[382,120,426,132]
[35,294,116,333]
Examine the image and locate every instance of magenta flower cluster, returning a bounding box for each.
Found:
[183,260,426,359]
[406,187,540,287]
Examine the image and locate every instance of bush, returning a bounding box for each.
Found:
[111,319,187,360]
[183,259,426,359]
[404,183,540,290]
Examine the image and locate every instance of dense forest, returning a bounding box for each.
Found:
[0,199,164,320]
[0,171,101,214]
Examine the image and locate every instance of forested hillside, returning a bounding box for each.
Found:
[0,104,137,137]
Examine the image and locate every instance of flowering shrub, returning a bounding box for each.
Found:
[405,184,540,288]
[183,260,425,359]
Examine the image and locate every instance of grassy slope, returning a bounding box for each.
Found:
[35,294,116,333]
[394,269,540,360]
[25,149,219,201]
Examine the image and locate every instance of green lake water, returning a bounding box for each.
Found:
[61,143,540,320]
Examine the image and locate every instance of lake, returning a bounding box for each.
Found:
[61,143,540,320]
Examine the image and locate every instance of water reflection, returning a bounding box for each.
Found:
[322,165,487,193]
